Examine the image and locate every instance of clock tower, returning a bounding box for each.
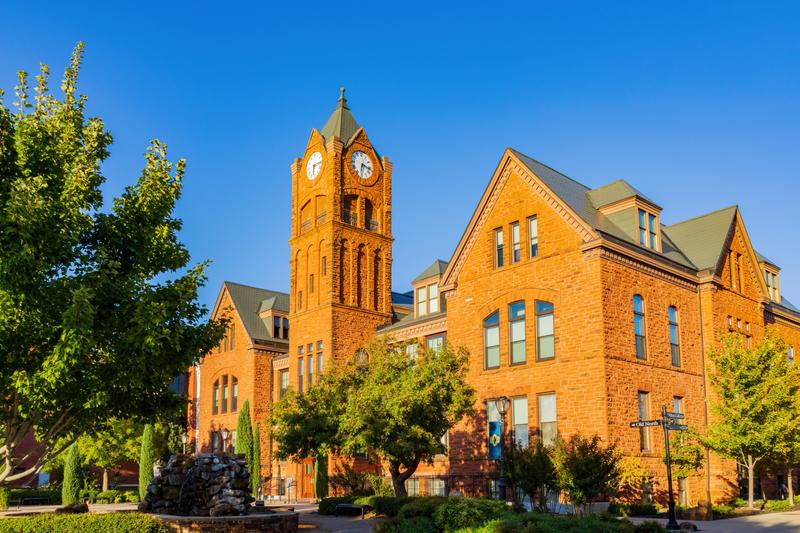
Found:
[288,88,393,401]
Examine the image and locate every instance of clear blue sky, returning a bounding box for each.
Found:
[2,1,799,311]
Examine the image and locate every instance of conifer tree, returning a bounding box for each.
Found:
[251,421,261,497]
[61,443,82,506]
[235,400,254,466]
[139,424,155,498]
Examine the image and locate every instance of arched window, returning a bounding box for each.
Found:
[668,306,680,367]
[633,295,646,360]
[343,195,358,225]
[213,374,238,414]
[221,375,229,413]
[364,199,378,231]
[484,311,500,369]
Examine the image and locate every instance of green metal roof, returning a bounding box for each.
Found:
[586,179,661,210]
[320,88,361,145]
[661,206,737,272]
[222,281,289,344]
[412,259,450,283]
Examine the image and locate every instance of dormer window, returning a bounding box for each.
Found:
[416,282,440,317]
[765,269,780,302]
[638,209,659,250]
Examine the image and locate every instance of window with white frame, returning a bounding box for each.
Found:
[512,396,529,448]
[426,334,445,352]
[638,391,651,452]
[528,216,538,258]
[494,228,504,268]
[637,208,659,250]
[416,283,440,317]
[509,301,526,364]
[536,301,554,360]
[538,393,557,447]
[484,311,500,368]
[511,222,521,263]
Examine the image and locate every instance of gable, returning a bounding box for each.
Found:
[440,149,597,290]
[719,213,770,300]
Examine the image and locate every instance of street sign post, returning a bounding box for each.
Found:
[630,406,688,531]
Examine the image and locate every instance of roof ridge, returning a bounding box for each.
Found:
[223,280,289,295]
[665,205,738,229]
[509,148,591,191]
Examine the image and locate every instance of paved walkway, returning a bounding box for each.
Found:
[293,503,381,532]
[630,511,800,532]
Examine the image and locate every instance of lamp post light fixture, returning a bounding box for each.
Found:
[181,433,188,454]
[221,428,229,455]
[494,396,510,501]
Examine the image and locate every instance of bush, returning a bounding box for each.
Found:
[123,490,140,503]
[0,512,168,533]
[62,443,82,506]
[318,496,354,515]
[451,512,652,533]
[712,504,735,519]
[376,516,438,533]
[352,495,414,517]
[764,499,792,512]
[0,487,8,511]
[5,489,61,506]
[433,497,513,531]
[139,424,155,498]
[397,496,448,520]
[730,497,746,507]
[633,521,667,533]
[94,490,122,503]
[614,502,658,517]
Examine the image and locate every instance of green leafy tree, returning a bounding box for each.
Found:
[79,418,141,491]
[337,338,474,496]
[0,44,224,485]
[251,421,262,497]
[505,439,558,511]
[554,434,620,509]
[61,443,82,506]
[700,333,800,509]
[139,424,155,498]
[235,400,253,464]
[664,431,704,481]
[272,338,475,497]
[313,455,328,499]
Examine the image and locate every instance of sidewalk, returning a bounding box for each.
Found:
[629,511,800,532]
[293,504,381,533]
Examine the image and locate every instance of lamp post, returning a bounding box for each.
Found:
[221,428,229,455]
[181,433,188,454]
[494,396,510,501]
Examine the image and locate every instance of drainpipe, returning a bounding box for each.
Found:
[195,363,201,454]
[696,284,713,516]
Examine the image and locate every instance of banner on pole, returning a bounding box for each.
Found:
[488,421,501,460]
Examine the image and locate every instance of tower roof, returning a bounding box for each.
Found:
[320,87,361,145]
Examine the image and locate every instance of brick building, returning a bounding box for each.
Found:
[188,93,800,504]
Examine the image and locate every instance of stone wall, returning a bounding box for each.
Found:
[139,453,253,516]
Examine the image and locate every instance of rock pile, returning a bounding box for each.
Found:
[138,453,254,516]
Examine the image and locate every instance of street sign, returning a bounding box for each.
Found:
[629,420,662,428]
[667,424,689,431]
[664,412,685,419]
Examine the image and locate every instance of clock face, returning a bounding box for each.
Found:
[351,150,373,179]
[306,151,323,180]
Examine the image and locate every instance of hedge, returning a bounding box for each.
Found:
[433,497,513,531]
[397,496,448,520]
[0,487,8,511]
[318,496,355,515]
[376,516,438,533]
[0,512,168,533]
[608,502,658,517]
[353,495,415,517]
[451,512,665,533]
[764,499,793,512]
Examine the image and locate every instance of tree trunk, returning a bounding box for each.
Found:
[747,455,755,510]
[389,458,419,498]
[788,466,794,507]
[102,468,109,492]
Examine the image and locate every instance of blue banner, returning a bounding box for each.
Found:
[488,421,501,460]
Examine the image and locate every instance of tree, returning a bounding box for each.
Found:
[79,418,141,491]
[337,339,475,496]
[664,431,704,481]
[700,333,800,509]
[139,424,155,498]
[313,454,328,499]
[235,400,254,468]
[614,455,652,502]
[251,421,262,497]
[272,338,475,497]
[505,439,558,511]
[554,434,620,509]
[61,442,82,506]
[0,44,224,485]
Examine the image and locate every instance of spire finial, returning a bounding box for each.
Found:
[339,86,346,104]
